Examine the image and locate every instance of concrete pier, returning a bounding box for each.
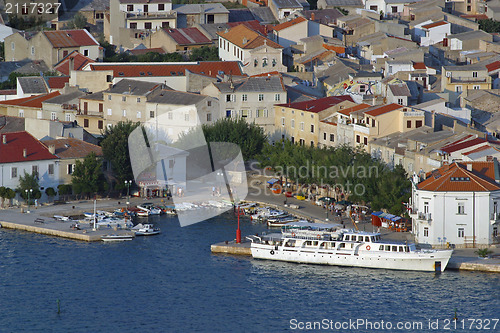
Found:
[211,240,252,255]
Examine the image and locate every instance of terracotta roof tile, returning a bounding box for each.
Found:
[0,131,58,163]
[417,162,500,192]
[217,24,282,49]
[88,61,243,78]
[276,95,353,113]
[338,103,371,116]
[421,21,448,29]
[0,92,61,108]
[272,17,307,31]
[413,62,426,70]
[364,103,402,117]
[54,51,95,75]
[441,137,487,154]
[42,137,102,159]
[165,27,212,45]
[128,47,166,56]
[227,20,267,35]
[486,61,500,72]
[47,76,70,89]
[43,30,99,48]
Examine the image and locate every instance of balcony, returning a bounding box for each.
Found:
[414,211,431,222]
[126,12,176,20]
[403,111,424,117]
[449,76,487,84]
[352,123,370,135]
[491,213,500,224]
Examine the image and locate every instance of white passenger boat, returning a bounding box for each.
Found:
[132,223,161,236]
[137,203,162,216]
[247,222,453,272]
[101,234,135,242]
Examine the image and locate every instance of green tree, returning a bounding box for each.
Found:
[4,188,16,207]
[45,187,57,203]
[100,120,140,190]
[57,184,73,201]
[479,19,500,33]
[71,152,106,198]
[65,13,88,29]
[371,164,411,215]
[17,172,41,202]
[0,186,6,208]
[189,46,219,61]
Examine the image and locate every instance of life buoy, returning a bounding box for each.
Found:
[317,234,321,239]
[366,245,371,251]
[270,250,275,255]
[291,232,296,237]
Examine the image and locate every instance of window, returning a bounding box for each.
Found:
[324,133,327,140]
[108,95,111,101]
[67,164,74,175]
[226,94,232,102]
[359,85,366,93]
[19,109,24,118]
[258,94,264,101]
[299,139,305,146]
[458,228,465,238]
[311,141,314,147]
[158,3,165,10]
[242,94,247,102]
[423,227,429,237]
[122,109,127,117]
[207,113,212,122]
[356,135,360,143]
[456,85,462,92]
[226,110,232,118]
[207,100,212,107]
[150,111,155,118]
[136,111,141,119]
[32,165,38,178]
[162,22,170,28]
[467,5,471,11]
[31,46,35,56]
[291,136,294,143]
[262,58,268,67]
[130,23,137,29]
[137,98,141,103]
[330,134,334,142]
[473,85,480,90]
[281,118,285,126]
[144,4,148,12]
[300,122,304,131]
[407,120,411,128]
[145,22,152,29]
[310,125,314,133]
[364,137,368,145]
[167,112,173,120]
[264,109,269,117]
[48,164,54,175]
[84,119,89,127]
[240,110,248,118]
[11,42,14,50]
[107,108,112,115]
[398,98,404,105]
[472,71,478,78]
[275,94,280,101]
[291,119,295,129]
[51,112,57,121]
[83,50,89,57]
[127,4,133,11]
[122,96,126,102]
[65,114,71,122]
[11,167,17,178]
[458,202,465,215]
[416,120,422,128]
[98,120,103,129]
[99,103,103,113]
[37,111,42,119]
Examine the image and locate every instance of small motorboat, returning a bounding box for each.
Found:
[132,223,161,236]
[101,234,135,242]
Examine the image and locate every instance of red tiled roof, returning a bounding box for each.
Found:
[42,137,102,159]
[413,62,426,70]
[422,21,448,29]
[418,162,500,192]
[0,89,17,95]
[276,95,354,113]
[441,137,487,154]
[54,51,95,75]
[300,50,335,65]
[43,29,99,48]
[165,27,212,45]
[250,71,281,77]
[460,14,488,20]
[0,91,61,108]
[272,17,307,31]
[338,103,371,116]
[462,145,494,155]
[88,62,244,78]
[486,61,500,72]
[227,20,267,36]
[47,76,70,89]
[217,24,282,49]
[0,131,58,163]
[322,43,346,54]
[128,47,166,56]
[364,103,402,117]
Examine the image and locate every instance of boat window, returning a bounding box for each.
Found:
[399,246,404,252]
[339,243,345,248]
[385,245,391,251]
[320,242,325,248]
[331,242,335,248]
[379,245,384,251]
[365,236,370,242]
[313,241,318,246]
[392,246,398,252]
[405,246,410,252]
[345,235,350,241]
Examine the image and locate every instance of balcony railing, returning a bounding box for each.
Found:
[449,76,487,83]
[418,212,431,221]
[126,12,176,20]
[352,123,370,135]
[403,111,424,117]
[491,212,500,221]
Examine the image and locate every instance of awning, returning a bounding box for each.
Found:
[267,178,279,185]
[384,214,396,220]
[391,216,402,222]
[371,211,384,216]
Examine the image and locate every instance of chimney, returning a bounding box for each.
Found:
[49,145,56,155]
[69,56,75,72]
[2,135,6,144]
[23,148,27,158]
[128,85,132,94]
[311,12,315,21]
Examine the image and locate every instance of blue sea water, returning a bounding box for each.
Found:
[0,211,498,333]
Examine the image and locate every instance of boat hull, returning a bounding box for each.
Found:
[251,244,452,272]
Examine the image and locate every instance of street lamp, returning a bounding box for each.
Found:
[125,180,132,207]
[25,188,33,213]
